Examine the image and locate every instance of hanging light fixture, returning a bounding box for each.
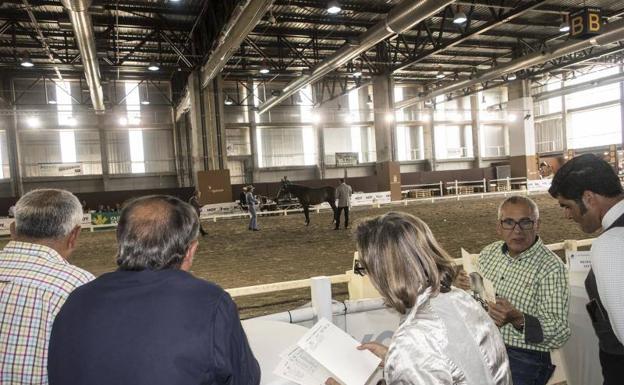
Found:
[559,14,570,33]
[327,1,341,14]
[20,52,34,67]
[436,70,446,79]
[147,61,160,71]
[352,71,362,77]
[224,97,234,105]
[508,72,517,81]
[453,6,467,25]
[259,62,270,74]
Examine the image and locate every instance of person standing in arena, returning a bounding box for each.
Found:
[549,154,624,385]
[334,178,352,230]
[188,189,207,236]
[246,185,259,231]
[0,189,94,384]
[48,195,260,385]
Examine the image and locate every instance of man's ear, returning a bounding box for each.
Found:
[66,225,81,250]
[582,190,595,208]
[9,221,16,240]
[181,239,198,271]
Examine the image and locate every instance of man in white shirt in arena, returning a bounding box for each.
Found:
[549,153,624,385]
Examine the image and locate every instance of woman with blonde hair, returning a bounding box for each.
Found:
[344,212,511,385]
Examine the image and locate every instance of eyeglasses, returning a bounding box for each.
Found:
[353,259,367,276]
[500,218,535,230]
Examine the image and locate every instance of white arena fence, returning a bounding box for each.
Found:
[239,236,594,385]
[0,177,550,235]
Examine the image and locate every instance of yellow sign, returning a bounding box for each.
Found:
[570,7,603,38]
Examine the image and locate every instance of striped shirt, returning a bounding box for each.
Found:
[477,238,570,352]
[0,241,94,384]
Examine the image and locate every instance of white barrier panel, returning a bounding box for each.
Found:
[81,213,92,227]
[200,202,241,217]
[0,218,13,235]
[527,179,552,192]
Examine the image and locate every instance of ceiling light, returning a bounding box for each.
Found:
[26,117,40,128]
[311,112,322,124]
[436,71,446,79]
[119,117,128,126]
[147,62,159,71]
[141,100,150,105]
[259,66,270,74]
[20,53,34,67]
[507,114,517,123]
[453,11,467,25]
[385,113,394,123]
[48,99,57,105]
[508,73,517,81]
[66,117,77,126]
[224,97,234,106]
[327,1,341,14]
[352,71,362,77]
[559,22,570,33]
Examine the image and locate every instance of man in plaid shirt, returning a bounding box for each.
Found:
[458,195,570,385]
[0,189,94,384]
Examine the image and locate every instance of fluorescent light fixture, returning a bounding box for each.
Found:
[147,62,160,71]
[327,1,341,14]
[508,73,517,81]
[224,97,234,105]
[141,100,150,105]
[453,12,467,25]
[259,67,270,74]
[26,117,40,128]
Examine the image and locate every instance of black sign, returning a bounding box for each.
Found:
[569,7,603,38]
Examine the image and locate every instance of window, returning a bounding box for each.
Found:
[59,130,77,163]
[567,104,621,149]
[300,85,316,165]
[125,82,144,172]
[54,81,77,163]
[349,88,362,162]
[480,124,508,157]
[435,125,473,159]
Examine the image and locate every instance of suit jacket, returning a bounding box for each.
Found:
[336,183,352,207]
[48,269,260,385]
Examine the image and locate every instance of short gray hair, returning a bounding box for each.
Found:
[497,195,540,220]
[15,189,83,239]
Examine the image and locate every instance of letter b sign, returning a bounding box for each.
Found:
[569,7,603,38]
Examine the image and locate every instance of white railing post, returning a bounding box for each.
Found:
[440,181,444,197]
[455,180,459,194]
[506,177,511,191]
[482,178,486,193]
[311,276,333,322]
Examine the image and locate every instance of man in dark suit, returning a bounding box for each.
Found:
[48,195,260,385]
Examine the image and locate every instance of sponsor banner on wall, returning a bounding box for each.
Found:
[39,163,83,177]
[91,212,120,225]
[335,152,359,167]
[201,202,241,217]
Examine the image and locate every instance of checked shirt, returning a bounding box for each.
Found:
[477,237,570,352]
[0,241,94,385]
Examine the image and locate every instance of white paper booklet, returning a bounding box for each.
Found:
[274,318,381,385]
[461,248,496,303]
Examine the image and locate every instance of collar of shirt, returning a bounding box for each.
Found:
[3,240,67,265]
[500,236,543,261]
[601,198,624,229]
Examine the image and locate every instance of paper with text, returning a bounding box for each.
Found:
[273,345,333,385]
[461,248,496,303]
[296,318,381,385]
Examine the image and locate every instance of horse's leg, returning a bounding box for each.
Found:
[328,199,337,225]
[303,205,310,225]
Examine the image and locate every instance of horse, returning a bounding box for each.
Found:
[276,184,337,226]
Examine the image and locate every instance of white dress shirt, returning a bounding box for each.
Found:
[591,198,624,344]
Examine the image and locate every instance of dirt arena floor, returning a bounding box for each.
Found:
[0,193,590,318]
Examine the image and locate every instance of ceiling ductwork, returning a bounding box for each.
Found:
[61,0,105,114]
[256,0,456,115]
[201,0,275,90]
[395,18,624,109]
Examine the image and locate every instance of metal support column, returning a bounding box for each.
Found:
[247,78,258,183]
[470,93,482,167]
[8,79,23,196]
[97,115,110,191]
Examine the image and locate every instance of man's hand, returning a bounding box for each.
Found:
[358,342,388,367]
[325,378,341,385]
[454,270,471,291]
[488,297,524,329]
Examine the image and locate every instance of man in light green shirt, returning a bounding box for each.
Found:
[476,196,570,385]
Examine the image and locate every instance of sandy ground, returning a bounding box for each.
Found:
[1,193,589,318]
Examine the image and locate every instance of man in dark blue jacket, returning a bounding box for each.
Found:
[48,195,260,385]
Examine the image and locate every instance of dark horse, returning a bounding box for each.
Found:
[277,184,337,226]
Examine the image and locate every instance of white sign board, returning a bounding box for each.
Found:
[0,218,14,235]
[527,179,552,192]
[335,152,359,167]
[39,163,83,177]
[566,250,592,273]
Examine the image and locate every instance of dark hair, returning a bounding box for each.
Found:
[549,154,622,201]
[116,195,199,271]
[340,178,345,183]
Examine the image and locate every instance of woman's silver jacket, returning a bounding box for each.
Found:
[384,287,512,385]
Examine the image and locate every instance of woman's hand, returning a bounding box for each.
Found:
[358,342,388,367]
[454,269,472,291]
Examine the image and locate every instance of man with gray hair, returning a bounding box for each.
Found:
[459,195,570,385]
[48,195,260,385]
[0,189,94,384]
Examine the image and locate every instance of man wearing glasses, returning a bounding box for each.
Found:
[476,195,570,385]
